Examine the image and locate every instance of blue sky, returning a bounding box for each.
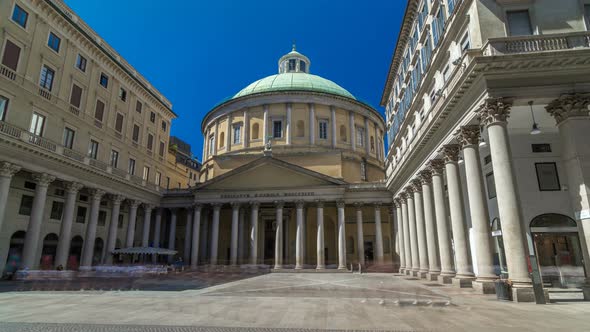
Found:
[64,0,405,159]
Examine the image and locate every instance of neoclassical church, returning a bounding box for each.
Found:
[164,47,395,269]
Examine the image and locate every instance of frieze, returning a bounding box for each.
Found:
[220,192,315,199]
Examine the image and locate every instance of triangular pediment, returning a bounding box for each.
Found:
[197,157,346,190]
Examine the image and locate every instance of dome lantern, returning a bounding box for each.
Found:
[278,43,311,74]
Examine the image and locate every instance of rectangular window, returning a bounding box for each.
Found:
[484,154,492,165]
[94,100,105,121]
[99,73,109,88]
[47,32,61,52]
[299,60,306,72]
[507,10,533,36]
[75,54,87,72]
[39,65,55,91]
[460,32,470,52]
[69,84,83,108]
[535,162,561,191]
[143,166,150,181]
[442,64,451,82]
[115,113,124,133]
[135,100,142,113]
[63,127,75,149]
[128,158,136,175]
[19,195,34,216]
[88,139,99,159]
[208,135,214,155]
[159,141,165,157]
[147,133,154,150]
[485,172,497,199]
[150,112,156,123]
[29,112,45,136]
[155,171,161,186]
[76,206,87,223]
[273,120,283,138]
[356,127,365,147]
[161,121,167,132]
[233,124,241,144]
[79,195,88,202]
[0,96,8,121]
[12,4,28,28]
[132,124,140,142]
[288,59,296,71]
[585,5,590,30]
[119,87,127,102]
[319,120,328,139]
[2,39,21,71]
[50,201,64,220]
[24,181,36,190]
[532,143,552,153]
[98,210,107,226]
[110,149,119,168]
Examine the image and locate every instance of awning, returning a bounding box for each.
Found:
[111,247,177,255]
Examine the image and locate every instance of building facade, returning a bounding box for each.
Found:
[0,0,192,275]
[162,47,396,270]
[382,0,590,301]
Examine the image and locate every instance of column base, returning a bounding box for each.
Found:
[437,274,455,284]
[398,268,405,274]
[472,279,498,294]
[511,286,536,303]
[452,277,475,288]
[406,270,413,276]
[411,270,419,277]
[316,265,326,270]
[425,272,440,281]
[295,266,303,270]
[274,265,282,270]
[582,286,590,300]
[417,271,429,279]
[337,266,347,270]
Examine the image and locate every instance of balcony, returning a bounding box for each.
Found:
[484,32,590,56]
[0,65,16,81]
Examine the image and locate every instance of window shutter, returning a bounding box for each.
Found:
[2,40,21,71]
[70,84,83,108]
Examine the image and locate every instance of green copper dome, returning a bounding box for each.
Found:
[233,72,356,100]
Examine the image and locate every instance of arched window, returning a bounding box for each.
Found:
[219,132,225,148]
[340,125,347,142]
[296,120,304,137]
[370,136,375,152]
[252,123,259,140]
[530,214,577,228]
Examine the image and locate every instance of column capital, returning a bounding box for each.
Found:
[295,200,305,209]
[64,181,84,194]
[88,188,106,201]
[110,194,125,205]
[127,199,141,209]
[249,201,260,209]
[456,125,480,147]
[545,93,590,125]
[477,97,513,126]
[428,159,445,175]
[193,203,203,211]
[212,203,223,210]
[404,186,416,196]
[315,200,324,208]
[336,200,346,209]
[354,202,363,210]
[274,200,285,209]
[0,162,21,178]
[231,202,241,210]
[399,193,409,203]
[32,172,56,187]
[143,203,156,211]
[373,202,381,209]
[411,179,422,193]
[393,198,402,208]
[441,144,461,163]
[418,170,433,185]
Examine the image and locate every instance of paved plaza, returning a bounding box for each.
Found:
[0,273,589,331]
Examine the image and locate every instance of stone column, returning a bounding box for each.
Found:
[394,199,405,273]
[55,182,84,268]
[418,170,441,281]
[412,180,429,278]
[405,187,420,275]
[442,144,475,287]
[104,194,125,265]
[337,201,347,270]
[295,201,304,269]
[364,117,370,155]
[153,208,162,247]
[374,203,384,264]
[238,207,245,263]
[191,204,202,268]
[250,202,259,265]
[183,207,193,262]
[429,159,456,283]
[200,211,209,262]
[81,189,106,268]
[330,106,337,148]
[210,204,221,265]
[213,120,219,156]
[400,194,412,275]
[230,202,240,265]
[286,103,292,145]
[125,200,140,247]
[478,98,533,301]
[350,111,356,151]
[316,201,325,269]
[263,105,269,144]
[226,114,232,152]
[243,109,250,148]
[274,201,284,269]
[141,204,154,247]
[168,208,178,263]
[0,162,20,231]
[309,103,315,145]
[458,125,498,293]
[355,203,365,266]
[22,173,55,269]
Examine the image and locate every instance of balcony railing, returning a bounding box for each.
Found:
[0,64,16,81]
[69,105,81,116]
[485,32,590,56]
[89,158,108,171]
[0,121,23,138]
[63,148,85,162]
[28,134,57,152]
[38,87,52,101]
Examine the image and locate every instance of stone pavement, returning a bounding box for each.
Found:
[0,273,589,331]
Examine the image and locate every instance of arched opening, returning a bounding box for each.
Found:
[339,125,347,142]
[252,123,259,140]
[219,132,225,148]
[68,236,83,270]
[3,231,26,276]
[530,213,585,287]
[40,233,59,269]
[370,136,375,152]
[324,216,337,266]
[93,238,104,266]
[296,120,304,137]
